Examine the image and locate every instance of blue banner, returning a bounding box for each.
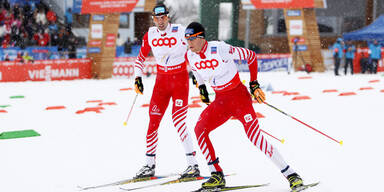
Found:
[257,57,289,72]
[77,47,87,58]
[26,46,58,60]
[0,47,21,61]
[73,0,83,14]
[235,55,291,72]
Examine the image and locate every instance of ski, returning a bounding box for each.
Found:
[120,174,235,191]
[120,176,211,191]
[191,183,269,192]
[77,175,174,191]
[291,182,320,192]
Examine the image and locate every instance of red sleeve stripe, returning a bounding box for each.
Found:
[135,64,144,71]
[135,61,144,68]
[135,60,144,65]
[248,51,256,64]
[235,47,243,61]
[139,52,145,60]
[239,48,246,61]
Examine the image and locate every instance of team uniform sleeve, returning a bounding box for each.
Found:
[185,52,205,86]
[179,26,188,46]
[134,32,151,77]
[220,42,258,81]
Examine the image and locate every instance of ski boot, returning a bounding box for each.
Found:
[180,164,200,179]
[287,173,304,191]
[134,165,155,179]
[201,171,225,189]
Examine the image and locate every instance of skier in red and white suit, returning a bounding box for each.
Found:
[184,22,305,191]
[133,3,200,179]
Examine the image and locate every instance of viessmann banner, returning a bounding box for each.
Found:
[0,59,92,82]
[81,0,139,14]
[250,0,315,9]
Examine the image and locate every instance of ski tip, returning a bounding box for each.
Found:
[123,122,127,126]
[76,185,87,191]
[339,140,343,146]
[281,139,285,144]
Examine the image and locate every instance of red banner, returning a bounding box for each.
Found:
[106,34,116,47]
[0,59,92,82]
[81,0,139,14]
[250,0,314,9]
[354,48,384,73]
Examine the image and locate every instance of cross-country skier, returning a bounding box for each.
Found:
[133,3,200,179]
[184,22,304,191]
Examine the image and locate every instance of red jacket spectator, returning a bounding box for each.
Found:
[46,10,57,23]
[34,32,50,46]
[15,52,23,62]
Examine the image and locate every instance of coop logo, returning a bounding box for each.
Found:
[194,59,219,70]
[152,37,177,47]
[28,66,80,81]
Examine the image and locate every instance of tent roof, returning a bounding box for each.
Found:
[343,15,384,41]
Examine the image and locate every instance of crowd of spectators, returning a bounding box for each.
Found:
[0,0,79,57]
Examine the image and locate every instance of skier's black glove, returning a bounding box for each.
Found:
[249,80,265,104]
[135,77,144,94]
[191,74,197,87]
[198,84,210,105]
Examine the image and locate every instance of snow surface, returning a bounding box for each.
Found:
[1,71,384,192]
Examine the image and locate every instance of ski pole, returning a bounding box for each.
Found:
[261,129,285,144]
[263,101,343,145]
[123,93,138,126]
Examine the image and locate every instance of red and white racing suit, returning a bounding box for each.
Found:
[185,41,296,177]
[135,23,197,166]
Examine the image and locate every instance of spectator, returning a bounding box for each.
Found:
[4,53,10,61]
[50,29,59,46]
[116,33,124,46]
[0,23,6,38]
[123,37,133,54]
[57,28,69,57]
[332,37,343,76]
[15,51,23,62]
[35,8,47,25]
[344,41,355,75]
[48,20,58,33]
[65,8,72,30]
[368,40,382,74]
[26,0,36,11]
[34,29,49,46]
[133,37,141,45]
[22,51,33,63]
[67,34,77,59]
[46,8,56,23]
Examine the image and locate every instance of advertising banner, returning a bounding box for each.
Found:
[249,0,314,9]
[81,0,139,14]
[0,47,21,61]
[112,57,157,78]
[26,46,59,60]
[73,0,83,13]
[289,20,303,35]
[235,54,292,72]
[91,24,103,39]
[354,48,384,73]
[0,59,92,82]
[105,34,116,47]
